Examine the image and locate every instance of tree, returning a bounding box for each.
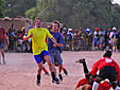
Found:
[4,0,36,17]
[111,4,120,27]
[25,0,119,29]
[0,0,5,17]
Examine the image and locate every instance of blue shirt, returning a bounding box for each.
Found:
[48,30,64,52]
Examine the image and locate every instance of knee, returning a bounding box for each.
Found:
[38,67,42,72]
[37,64,43,70]
[59,65,63,68]
[47,60,52,66]
[1,49,4,52]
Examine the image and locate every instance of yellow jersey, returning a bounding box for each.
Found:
[27,27,53,55]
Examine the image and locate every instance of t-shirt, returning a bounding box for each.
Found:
[0,27,6,42]
[90,57,120,82]
[48,30,64,52]
[27,27,53,55]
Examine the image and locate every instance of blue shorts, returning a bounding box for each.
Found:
[49,50,63,65]
[34,50,49,64]
[0,42,5,49]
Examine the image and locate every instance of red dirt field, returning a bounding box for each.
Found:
[0,51,119,90]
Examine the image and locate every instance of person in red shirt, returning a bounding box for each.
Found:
[89,50,120,90]
[0,21,9,64]
[75,58,111,90]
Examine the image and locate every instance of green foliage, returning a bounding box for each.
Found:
[25,7,36,20]
[112,5,120,27]
[0,0,5,17]
[4,0,36,17]
[3,0,120,29]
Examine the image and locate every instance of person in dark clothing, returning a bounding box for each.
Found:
[103,29,110,50]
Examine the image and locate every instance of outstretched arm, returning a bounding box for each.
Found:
[76,59,91,80]
[76,59,89,73]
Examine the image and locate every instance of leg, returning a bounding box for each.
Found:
[1,48,5,59]
[55,64,68,75]
[54,51,64,81]
[58,64,63,81]
[34,54,44,86]
[1,49,6,64]
[62,67,68,75]
[44,55,54,73]
[37,63,43,86]
[0,42,5,64]
[44,55,60,84]
[42,66,49,75]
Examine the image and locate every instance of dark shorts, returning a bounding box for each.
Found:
[49,50,63,65]
[0,42,5,49]
[34,50,49,64]
[98,66,117,82]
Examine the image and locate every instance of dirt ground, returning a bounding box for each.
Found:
[0,51,119,90]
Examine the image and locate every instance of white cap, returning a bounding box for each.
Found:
[68,28,72,31]
[86,28,90,32]
[112,27,117,30]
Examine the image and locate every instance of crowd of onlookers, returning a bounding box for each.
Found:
[6,25,32,52]
[5,23,120,52]
[61,26,120,52]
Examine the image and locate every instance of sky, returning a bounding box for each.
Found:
[112,0,120,5]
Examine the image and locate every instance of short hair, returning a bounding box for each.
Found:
[53,21,60,28]
[35,17,42,21]
[103,50,112,58]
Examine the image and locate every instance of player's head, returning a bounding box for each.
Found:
[103,50,112,58]
[35,17,42,28]
[52,21,60,32]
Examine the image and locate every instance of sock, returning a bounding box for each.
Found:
[92,82,99,90]
[62,68,65,71]
[115,86,120,90]
[37,74,41,81]
[51,72,56,80]
[42,67,48,73]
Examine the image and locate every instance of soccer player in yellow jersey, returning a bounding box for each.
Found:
[23,18,60,85]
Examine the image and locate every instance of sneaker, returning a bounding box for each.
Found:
[59,74,63,81]
[63,69,68,75]
[45,72,50,75]
[52,77,60,84]
[37,80,40,86]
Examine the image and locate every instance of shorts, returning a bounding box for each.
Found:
[49,50,63,65]
[98,66,117,83]
[0,42,5,49]
[34,50,49,64]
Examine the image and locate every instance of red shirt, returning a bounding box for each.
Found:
[0,27,6,42]
[75,78,111,90]
[90,57,120,82]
